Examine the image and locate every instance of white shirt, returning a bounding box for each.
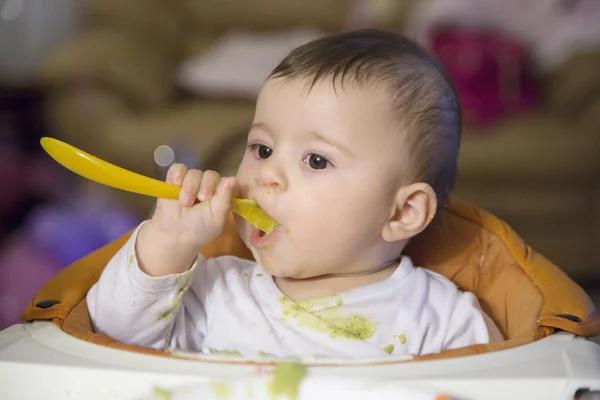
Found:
[87,223,498,358]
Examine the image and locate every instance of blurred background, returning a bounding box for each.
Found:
[0,0,599,338]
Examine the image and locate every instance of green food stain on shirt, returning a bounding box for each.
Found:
[244,273,249,277]
[279,296,377,340]
[396,333,407,344]
[268,362,306,400]
[256,273,263,277]
[383,344,394,354]
[331,314,378,340]
[153,387,171,400]
[128,253,134,268]
[296,294,342,311]
[211,382,231,398]
[156,309,172,321]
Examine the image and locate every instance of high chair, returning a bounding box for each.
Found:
[1,198,599,400]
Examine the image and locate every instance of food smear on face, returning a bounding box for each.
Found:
[262,261,275,273]
[268,361,307,400]
[279,296,377,340]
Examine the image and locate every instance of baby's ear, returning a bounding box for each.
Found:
[381,183,437,242]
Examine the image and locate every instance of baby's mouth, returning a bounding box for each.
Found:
[231,198,278,234]
[250,224,280,248]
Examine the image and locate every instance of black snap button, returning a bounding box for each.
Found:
[557,314,581,323]
[35,300,60,309]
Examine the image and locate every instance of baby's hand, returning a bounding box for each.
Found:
[153,163,237,248]
[136,163,237,276]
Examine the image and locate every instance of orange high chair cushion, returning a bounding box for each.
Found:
[21,198,600,361]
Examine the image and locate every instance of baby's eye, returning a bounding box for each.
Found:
[247,143,273,159]
[304,153,330,170]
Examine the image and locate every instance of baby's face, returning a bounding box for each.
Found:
[235,77,408,278]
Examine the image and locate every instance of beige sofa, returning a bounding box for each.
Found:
[40,0,600,281]
[41,0,354,212]
[453,53,600,280]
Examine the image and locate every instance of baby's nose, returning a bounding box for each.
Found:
[255,158,285,190]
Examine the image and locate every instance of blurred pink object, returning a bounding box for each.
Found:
[431,28,539,127]
[0,144,66,219]
[0,234,63,331]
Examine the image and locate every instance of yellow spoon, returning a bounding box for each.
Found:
[39,137,278,234]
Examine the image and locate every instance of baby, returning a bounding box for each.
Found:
[87,29,501,358]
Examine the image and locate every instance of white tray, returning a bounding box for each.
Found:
[1,321,599,400]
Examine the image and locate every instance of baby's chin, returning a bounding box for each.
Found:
[251,254,296,278]
[260,263,319,280]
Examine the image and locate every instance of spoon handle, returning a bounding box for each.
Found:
[40,137,278,233]
[40,137,181,199]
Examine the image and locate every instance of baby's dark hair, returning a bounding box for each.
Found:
[269,29,462,200]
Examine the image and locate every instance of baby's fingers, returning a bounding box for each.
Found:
[157,163,187,209]
[179,169,203,207]
[211,177,238,220]
[166,163,187,186]
[197,170,222,202]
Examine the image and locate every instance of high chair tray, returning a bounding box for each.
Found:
[1,321,599,400]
